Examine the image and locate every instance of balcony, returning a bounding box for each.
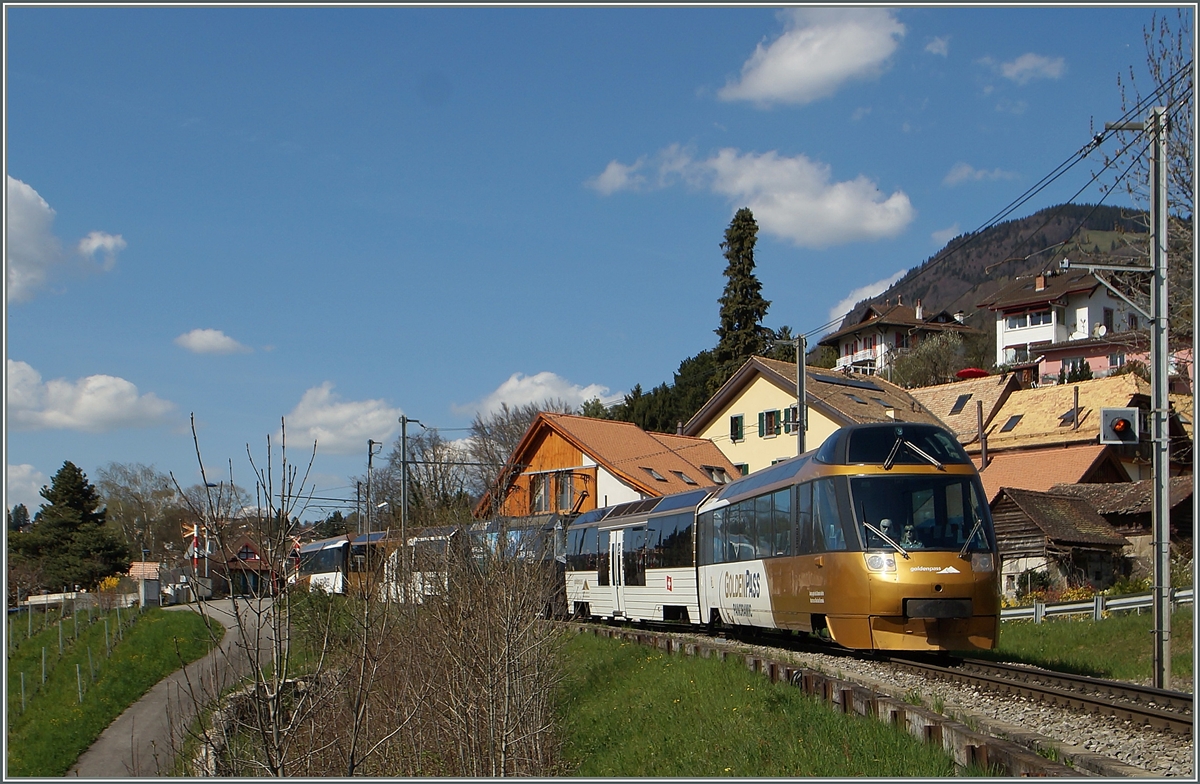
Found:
[834,346,881,371]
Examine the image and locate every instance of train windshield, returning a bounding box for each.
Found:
[849,475,994,554]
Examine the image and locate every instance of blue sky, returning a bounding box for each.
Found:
[5,5,1183,514]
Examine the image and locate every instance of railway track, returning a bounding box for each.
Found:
[886,654,1193,735]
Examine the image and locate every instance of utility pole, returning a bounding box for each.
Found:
[796,334,807,455]
[367,439,383,540]
[1099,106,1172,690]
[399,416,422,572]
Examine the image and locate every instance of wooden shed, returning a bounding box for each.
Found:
[991,487,1129,598]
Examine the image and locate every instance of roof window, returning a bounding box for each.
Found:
[949,393,973,415]
[846,393,868,404]
[671,470,698,486]
[1058,407,1078,427]
[1000,414,1023,433]
[642,467,667,482]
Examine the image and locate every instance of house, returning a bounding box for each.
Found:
[1048,477,1195,567]
[977,269,1144,384]
[974,444,1129,503]
[908,373,1022,446]
[473,412,739,519]
[990,487,1130,598]
[682,356,944,475]
[972,373,1191,482]
[817,298,979,377]
[221,534,277,597]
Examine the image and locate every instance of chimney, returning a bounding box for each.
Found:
[676,421,683,436]
[977,399,988,469]
[953,311,965,323]
[1035,274,1046,292]
[914,299,923,320]
[897,294,903,306]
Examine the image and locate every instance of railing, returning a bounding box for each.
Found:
[1001,587,1194,622]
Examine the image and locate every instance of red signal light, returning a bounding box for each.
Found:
[1111,417,1132,434]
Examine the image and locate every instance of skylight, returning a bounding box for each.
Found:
[671,470,698,485]
[1000,414,1023,433]
[1058,407,1078,427]
[846,393,868,404]
[642,467,667,482]
[949,393,973,415]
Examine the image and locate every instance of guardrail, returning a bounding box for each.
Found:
[1001,587,1194,622]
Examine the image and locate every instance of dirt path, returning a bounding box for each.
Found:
[67,599,260,777]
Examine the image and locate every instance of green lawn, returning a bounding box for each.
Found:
[556,631,989,777]
[979,606,1193,685]
[6,606,221,777]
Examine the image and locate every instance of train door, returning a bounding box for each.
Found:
[608,528,625,616]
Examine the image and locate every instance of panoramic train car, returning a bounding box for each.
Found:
[564,488,711,624]
[695,422,1000,651]
[564,422,1000,652]
[295,531,397,595]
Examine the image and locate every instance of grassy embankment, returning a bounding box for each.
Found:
[986,605,1193,684]
[6,605,220,777]
[555,631,993,777]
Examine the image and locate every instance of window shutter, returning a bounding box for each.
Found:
[773,410,782,435]
[757,411,765,437]
[783,407,793,434]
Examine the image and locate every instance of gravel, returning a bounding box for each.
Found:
[691,633,1195,777]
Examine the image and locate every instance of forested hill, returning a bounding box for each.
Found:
[839,203,1146,331]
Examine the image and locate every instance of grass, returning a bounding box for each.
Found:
[555,632,988,777]
[977,606,1193,684]
[6,606,221,777]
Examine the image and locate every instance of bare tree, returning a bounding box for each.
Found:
[1093,9,1194,348]
[465,398,576,498]
[95,462,187,561]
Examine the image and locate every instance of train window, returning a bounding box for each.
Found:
[725,501,755,562]
[658,512,694,569]
[846,426,971,465]
[597,530,610,586]
[796,483,814,554]
[772,488,792,556]
[850,476,995,553]
[813,479,846,551]
[710,507,727,564]
[623,527,647,587]
[755,494,773,558]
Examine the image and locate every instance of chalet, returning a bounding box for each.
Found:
[990,487,1130,598]
[1049,477,1195,565]
[472,413,738,520]
[817,299,978,377]
[908,373,1021,446]
[973,373,1191,482]
[977,269,1144,384]
[683,356,944,475]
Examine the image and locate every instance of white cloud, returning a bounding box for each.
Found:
[175,328,252,355]
[5,176,123,303]
[454,372,613,418]
[707,148,915,247]
[6,359,175,432]
[931,223,962,246]
[925,36,949,56]
[943,162,1019,187]
[827,269,907,325]
[6,176,62,303]
[719,8,905,107]
[589,146,914,248]
[1001,53,1066,84]
[6,463,48,513]
[285,382,403,455]
[77,231,127,271]
[587,158,647,195]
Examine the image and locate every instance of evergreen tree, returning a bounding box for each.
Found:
[8,461,131,591]
[314,510,349,539]
[579,397,614,419]
[7,503,30,532]
[712,208,771,391]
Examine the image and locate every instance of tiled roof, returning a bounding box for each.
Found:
[538,413,738,495]
[978,374,1149,451]
[818,304,976,346]
[996,487,1129,547]
[1048,476,1195,516]
[754,357,945,427]
[1170,392,1193,439]
[128,561,159,580]
[908,374,1020,444]
[974,443,1120,502]
[977,269,1101,312]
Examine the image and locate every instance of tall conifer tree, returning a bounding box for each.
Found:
[713,207,771,390]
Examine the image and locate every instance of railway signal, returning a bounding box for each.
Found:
[1099,407,1140,445]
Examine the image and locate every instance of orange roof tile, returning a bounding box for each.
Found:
[974,443,1121,502]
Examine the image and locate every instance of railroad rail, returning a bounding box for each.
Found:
[887,655,1193,735]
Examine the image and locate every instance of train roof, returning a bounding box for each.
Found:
[570,487,712,527]
[813,422,971,467]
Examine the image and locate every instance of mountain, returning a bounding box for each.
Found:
[837,203,1147,333]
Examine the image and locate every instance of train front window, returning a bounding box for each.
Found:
[850,476,993,553]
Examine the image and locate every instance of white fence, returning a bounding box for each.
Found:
[1001,587,1194,622]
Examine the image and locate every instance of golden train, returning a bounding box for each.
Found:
[564,422,1000,652]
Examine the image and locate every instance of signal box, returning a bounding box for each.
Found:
[1099,407,1140,445]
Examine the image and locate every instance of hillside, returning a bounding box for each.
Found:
[839,203,1147,332]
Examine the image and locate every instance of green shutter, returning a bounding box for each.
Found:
[783,407,793,434]
[757,411,765,437]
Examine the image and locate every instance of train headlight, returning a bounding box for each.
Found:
[970,553,994,573]
[864,552,896,573]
